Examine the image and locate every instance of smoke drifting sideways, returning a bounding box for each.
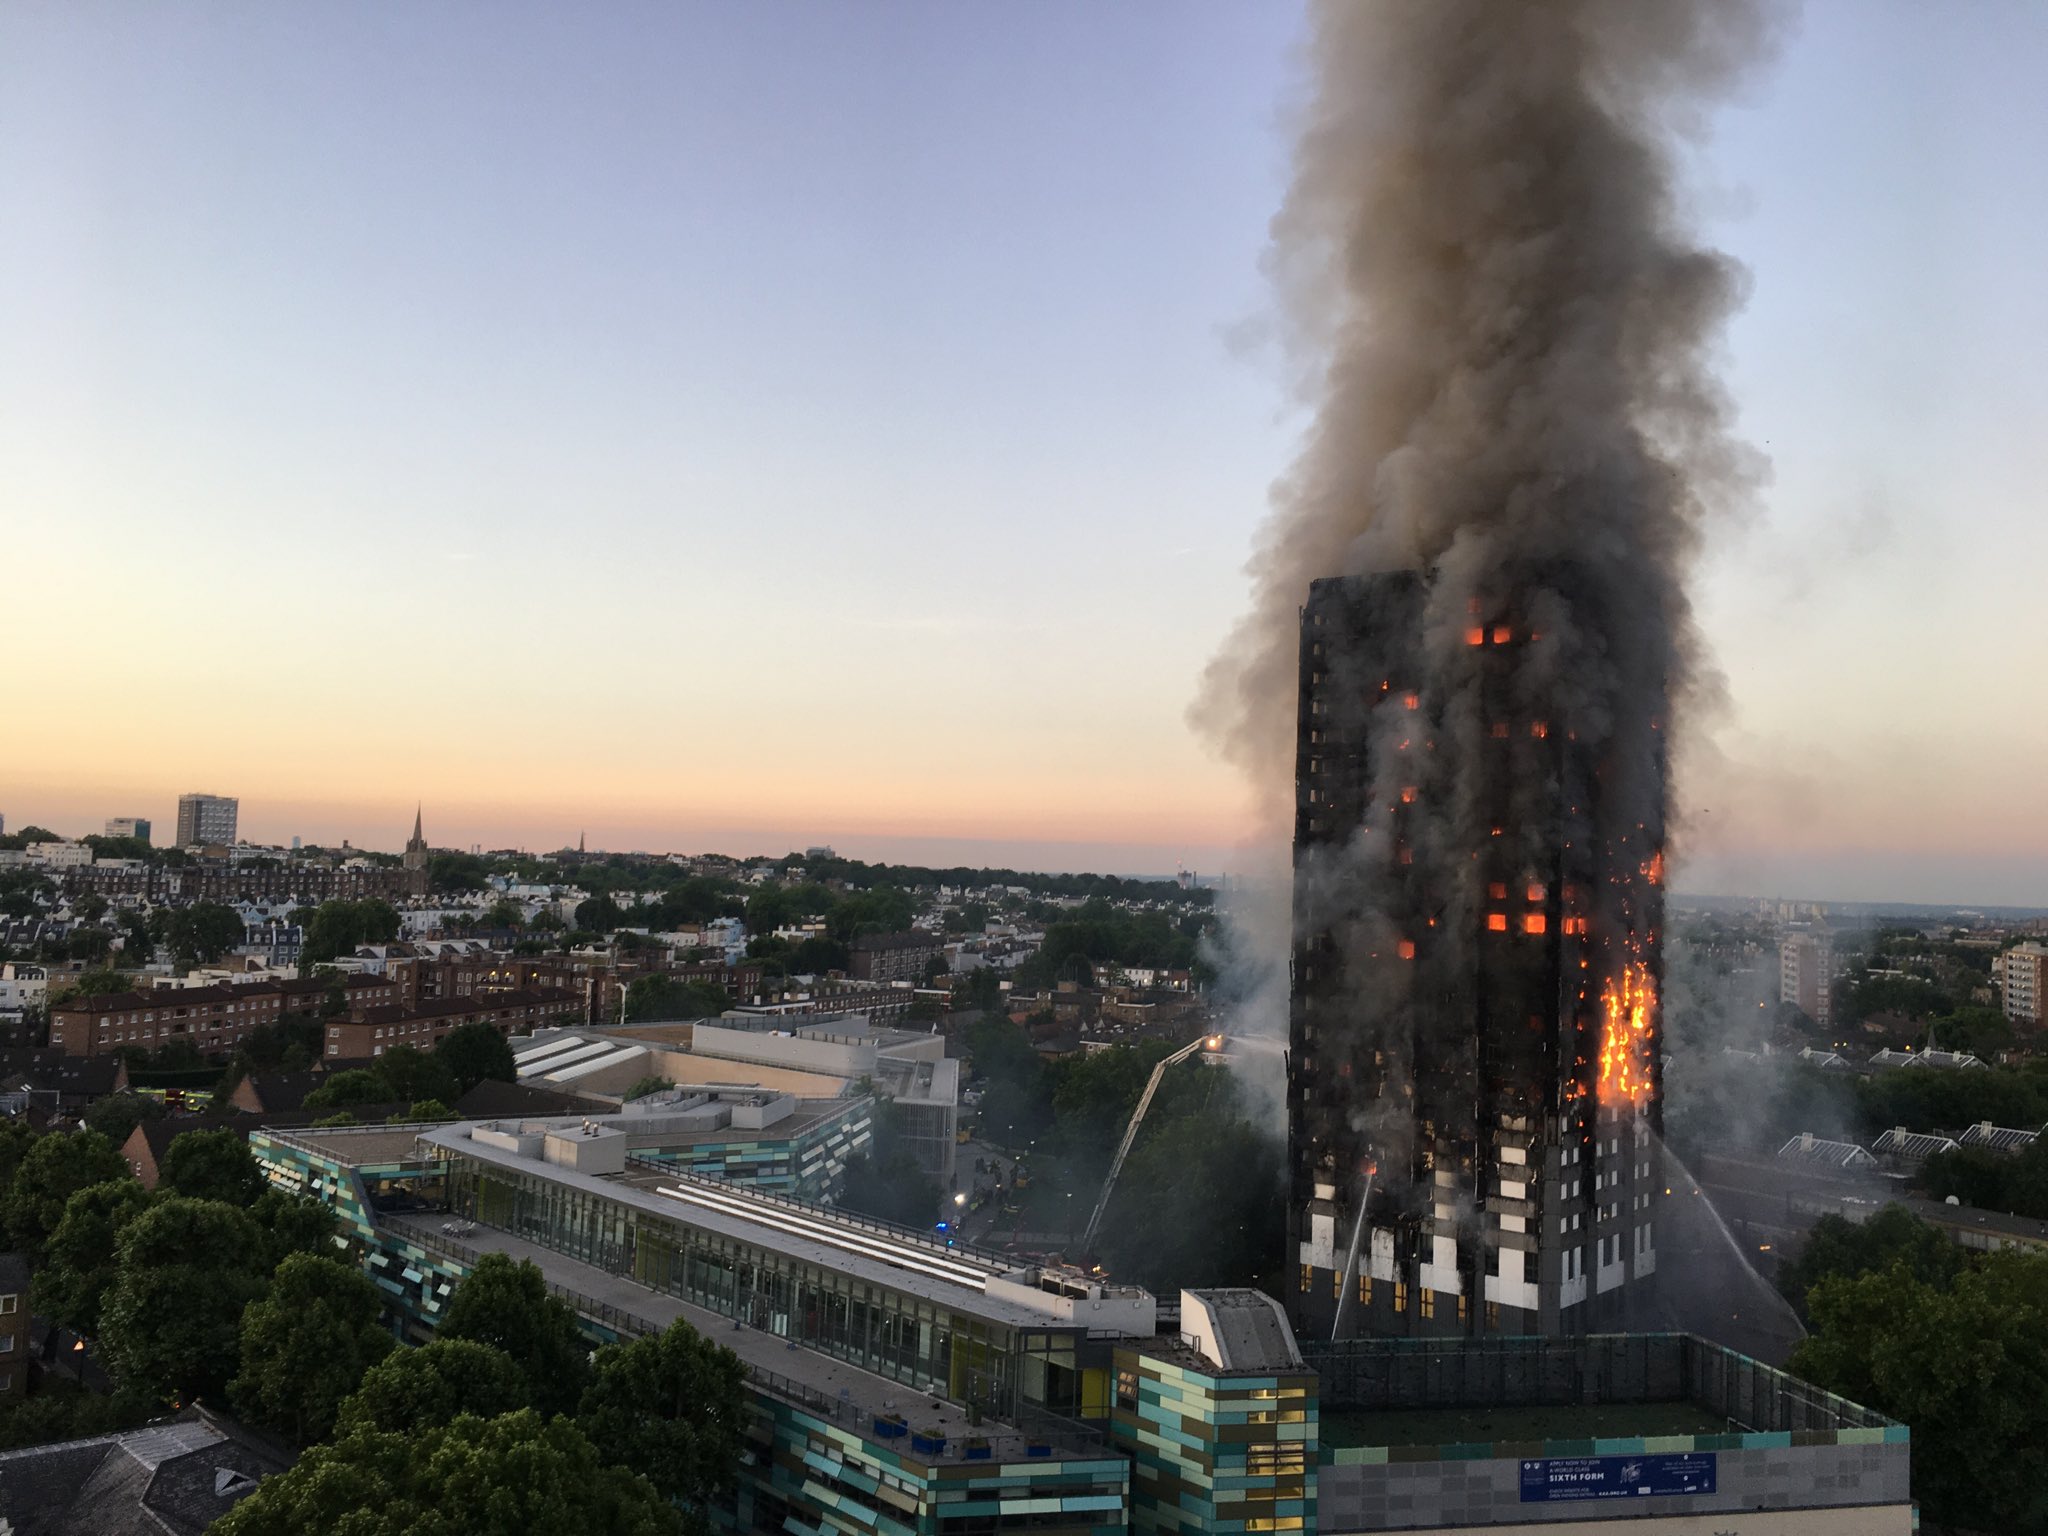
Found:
[1197,3,1783,1082]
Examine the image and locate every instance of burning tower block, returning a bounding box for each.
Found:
[1288,573,1664,1340]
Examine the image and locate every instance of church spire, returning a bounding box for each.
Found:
[402,803,429,873]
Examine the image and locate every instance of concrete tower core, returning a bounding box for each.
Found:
[1286,573,1664,1341]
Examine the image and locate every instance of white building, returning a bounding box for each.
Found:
[0,963,50,1025]
[26,841,93,869]
[1779,929,1833,1026]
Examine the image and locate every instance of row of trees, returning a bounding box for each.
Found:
[1662,1051,2048,1171]
[1009,898,1213,989]
[622,975,733,1024]
[1921,1135,2048,1221]
[1,1116,748,1532]
[216,1253,747,1535]
[1783,1206,2048,1533]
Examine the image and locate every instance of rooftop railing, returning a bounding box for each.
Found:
[376,1214,1112,1465]
[1301,1332,1897,1435]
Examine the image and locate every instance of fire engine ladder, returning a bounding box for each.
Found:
[1079,1032,1219,1257]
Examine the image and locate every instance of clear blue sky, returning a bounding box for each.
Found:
[3,2,2044,902]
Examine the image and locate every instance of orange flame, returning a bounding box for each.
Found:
[1598,961,1656,1106]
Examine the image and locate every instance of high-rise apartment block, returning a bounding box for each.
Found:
[104,817,151,843]
[2000,942,2048,1029]
[1288,574,1664,1342]
[1778,929,1834,1027]
[175,793,238,847]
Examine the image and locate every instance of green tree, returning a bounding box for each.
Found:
[577,1319,747,1505]
[826,886,916,943]
[66,928,113,964]
[83,1090,164,1147]
[437,1254,593,1417]
[1792,1252,2048,1533]
[2,1129,130,1258]
[120,912,155,964]
[100,1197,272,1400]
[373,1044,459,1106]
[1096,1116,1283,1292]
[397,1098,457,1122]
[300,899,403,971]
[0,1377,159,1449]
[159,1128,267,1206]
[787,936,850,974]
[31,1178,152,1334]
[68,967,134,999]
[1923,1137,2048,1221]
[337,1339,530,1437]
[435,1021,517,1093]
[622,1075,670,1101]
[624,975,731,1023]
[0,1120,41,1194]
[252,1188,342,1270]
[954,965,1004,1016]
[209,1411,685,1536]
[1778,1205,1966,1317]
[575,895,625,932]
[963,1014,1051,1145]
[163,901,246,967]
[231,1253,395,1444]
[303,1069,392,1111]
[480,898,526,931]
[425,851,491,894]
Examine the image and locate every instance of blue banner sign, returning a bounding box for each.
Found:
[1518,1452,1717,1503]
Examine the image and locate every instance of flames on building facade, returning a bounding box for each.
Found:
[1287,573,1668,1342]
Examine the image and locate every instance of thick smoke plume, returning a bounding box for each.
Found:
[1193,4,1786,1340]
[1198,0,1775,830]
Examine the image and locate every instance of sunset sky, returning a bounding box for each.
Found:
[5,3,2046,902]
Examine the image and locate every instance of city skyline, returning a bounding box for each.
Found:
[7,3,2048,903]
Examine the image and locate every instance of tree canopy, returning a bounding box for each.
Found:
[31,1178,151,1335]
[2,1129,130,1259]
[437,1254,593,1417]
[231,1253,395,1444]
[1793,1251,2048,1533]
[299,899,402,971]
[337,1339,530,1438]
[210,1410,686,1536]
[576,1319,748,1505]
[159,1128,267,1207]
[435,1021,518,1093]
[100,1197,273,1400]
[158,902,246,968]
[624,975,731,1023]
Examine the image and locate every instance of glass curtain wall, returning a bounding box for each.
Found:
[445,1155,1089,1419]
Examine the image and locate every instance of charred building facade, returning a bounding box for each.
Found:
[1287,573,1665,1341]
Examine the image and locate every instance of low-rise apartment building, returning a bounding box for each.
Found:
[49,974,401,1057]
[323,986,581,1061]
[849,930,945,983]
